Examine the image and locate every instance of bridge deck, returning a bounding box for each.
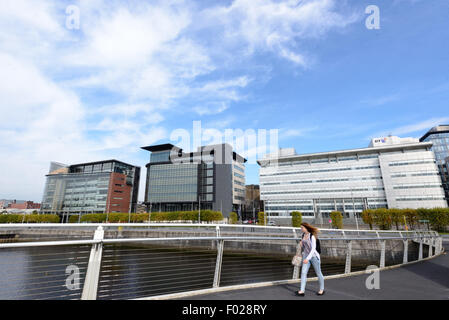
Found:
[182,242,449,300]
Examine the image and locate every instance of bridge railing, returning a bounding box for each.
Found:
[0,224,443,300]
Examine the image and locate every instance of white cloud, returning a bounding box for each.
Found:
[0,0,360,202]
[370,117,449,139]
[200,0,359,65]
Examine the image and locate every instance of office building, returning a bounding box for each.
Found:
[420,125,449,205]
[141,143,246,216]
[41,160,140,216]
[258,136,447,225]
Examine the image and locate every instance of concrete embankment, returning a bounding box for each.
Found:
[0,225,427,266]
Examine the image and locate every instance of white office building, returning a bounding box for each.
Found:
[258,136,447,225]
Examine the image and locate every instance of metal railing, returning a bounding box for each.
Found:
[0,223,443,300]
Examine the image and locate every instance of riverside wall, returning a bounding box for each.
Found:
[0,226,429,265]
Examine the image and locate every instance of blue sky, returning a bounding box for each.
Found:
[0,0,448,202]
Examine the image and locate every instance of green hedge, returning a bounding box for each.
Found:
[361,208,449,231]
[73,210,223,223]
[0,214,60,223]
[291,211,302,228]
[258,212,265,226]
[229,212,238,224]
[330,211,343,229]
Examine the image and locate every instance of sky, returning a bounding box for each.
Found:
[0,0,448,202]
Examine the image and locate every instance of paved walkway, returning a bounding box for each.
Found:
[184,243,449,300]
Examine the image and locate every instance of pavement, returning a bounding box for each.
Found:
[183,243,449,300]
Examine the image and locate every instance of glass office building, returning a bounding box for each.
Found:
[142,143,246,216]
[41,160,140,217]
[420,125,449,205]
[259,136,447,226]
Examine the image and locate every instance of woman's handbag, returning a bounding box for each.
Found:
[291,244,302,266]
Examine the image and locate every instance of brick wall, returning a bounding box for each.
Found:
[106,172,132,213]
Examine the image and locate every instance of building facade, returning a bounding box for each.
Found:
[141,143,246,217]
[258,136,447,226]
[41,160,140,216]
[243,184,263,221]
[420,125,449,205]
[8,200,41,210]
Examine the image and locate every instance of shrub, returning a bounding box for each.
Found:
[330,211,343,229]
[373,208,392,230]
[229,212,238,224]
[402,208,418,230]
[389,208,404,230]
[257,212,265,226]
[291,211,302,228]
[361,209,375,230]
[80,214,107,223]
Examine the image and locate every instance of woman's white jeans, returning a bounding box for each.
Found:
[300,256,325,292]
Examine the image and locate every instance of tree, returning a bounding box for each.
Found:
[402,208,418,230]
[291,211,302,228]
[229,212,238,224]
[258,212,266,226]
[373,208,392,230]
[389,208,404,230]
[361,209,375,230]
[330,211,343,229]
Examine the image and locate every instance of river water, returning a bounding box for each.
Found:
[0,243,361,300]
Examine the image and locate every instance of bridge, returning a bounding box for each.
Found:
[0,223,445,300]
[184,241,449,300]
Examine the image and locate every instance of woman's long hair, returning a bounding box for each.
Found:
[301,222,320,238]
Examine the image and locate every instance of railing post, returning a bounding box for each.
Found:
[345,240,352,274]
[292,229,300,280]
[418,240,423,260]
[402,240,408,264]
[81,226,104,300]
[213,239,224,288]
[380,240,386,268]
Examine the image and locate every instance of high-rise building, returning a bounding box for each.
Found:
[258,136,447,226]
[41,160,140,216]
[141,143,246,216]
[420,125,449,205]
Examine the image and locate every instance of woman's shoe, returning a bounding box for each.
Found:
[296,291,305,296]
[316,290,325,296]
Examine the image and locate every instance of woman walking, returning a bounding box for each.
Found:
[296,222,325,296]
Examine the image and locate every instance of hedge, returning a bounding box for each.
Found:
[258,212,266,226]
[291,211,302,228]
[0,214,60,223]
[73,210,224,223]
[229,212,238,224]
[361,208,449,231]
[330,211,343,229]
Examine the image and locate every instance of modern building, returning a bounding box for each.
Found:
[420,125,449,205]
[40,160,140,217]
[141,143,246,216]
[258,136,447,226]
